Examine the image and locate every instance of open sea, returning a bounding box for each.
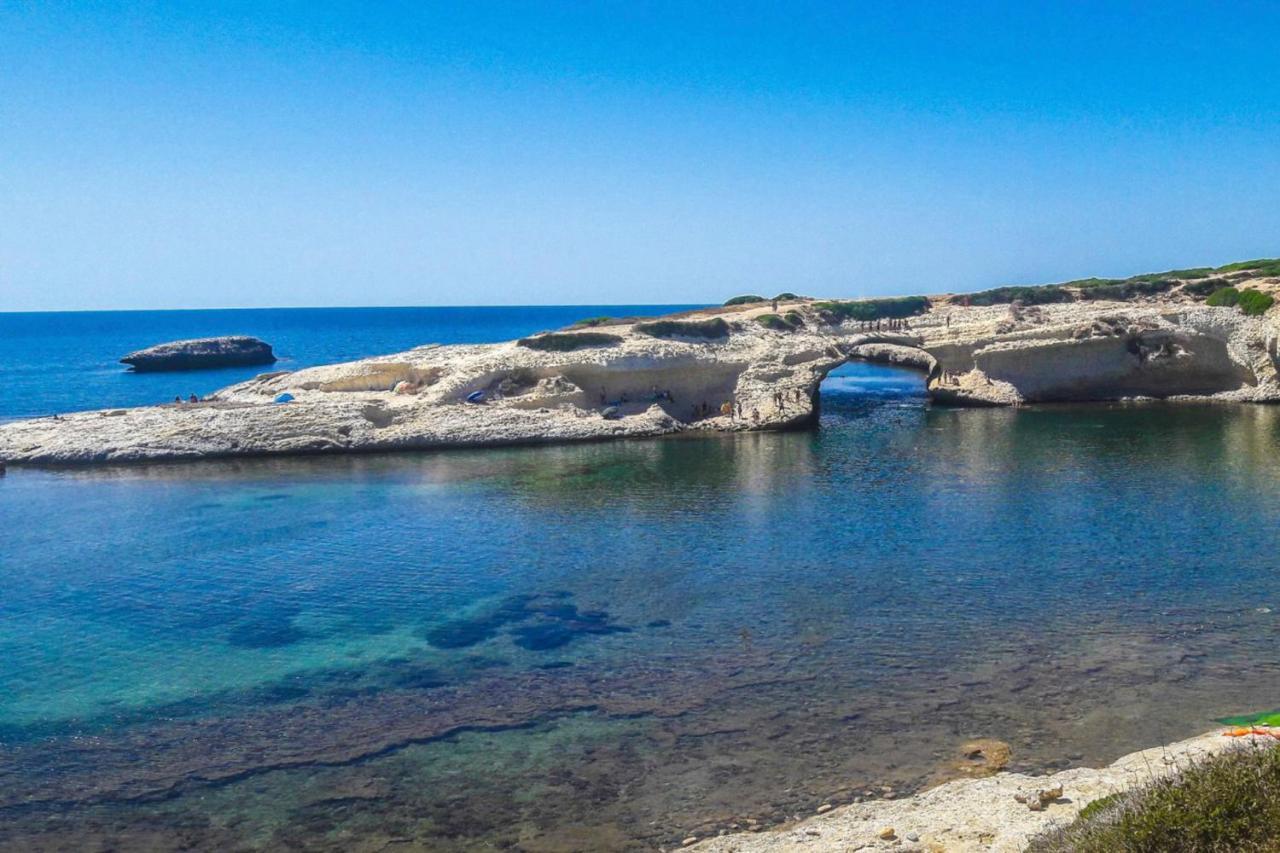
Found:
[2,307,1280,850]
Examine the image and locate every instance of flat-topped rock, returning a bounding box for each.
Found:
[120,336,276,372]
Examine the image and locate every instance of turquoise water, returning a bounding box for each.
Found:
[3,316,1280,850]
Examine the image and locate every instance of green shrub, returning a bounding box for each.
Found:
[812,296,930,323]
[755,313,803,332]
[1029,742,1280,852]
[517,332,623,352]
[1062,278,1123,289]
[634,318,731,339]
[1131,267,1214,281]
[1182,277,1229,297]
[1238,288,1275,316]
[773,292,800,300]
[570,316,613,328]
[724,295,766,306]
[1216,258,1280,277]
[1206,287,1241,307]
[967,286,1073,306]
[1077,278,1175,301]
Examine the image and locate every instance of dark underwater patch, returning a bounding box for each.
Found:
[419,593,630,652]
[420,617,504,649]
[511,623,577,651]
[227,613,307,649]
[646,619,672,628]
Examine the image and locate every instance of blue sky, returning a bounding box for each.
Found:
[2,2,1278,310]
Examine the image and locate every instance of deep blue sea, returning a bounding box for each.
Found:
[0,306,697,420]
[2,308,1280,851]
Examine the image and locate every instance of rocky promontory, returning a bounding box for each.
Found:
[120,335,276,372]
[3,260,1278,465]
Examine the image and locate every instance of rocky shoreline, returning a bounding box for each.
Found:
[3,265,1279,465]
[689,729,1261,853]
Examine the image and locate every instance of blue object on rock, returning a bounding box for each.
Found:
[274,393,294,404]
[466,390,486,404]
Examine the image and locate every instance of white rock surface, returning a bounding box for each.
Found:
[4,281,1280,465]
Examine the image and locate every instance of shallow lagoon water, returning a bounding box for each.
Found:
[4,361,1280,850]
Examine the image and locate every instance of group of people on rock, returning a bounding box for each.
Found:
[857,317,911,332]
[598,385,676,408]
[173,394,201,404]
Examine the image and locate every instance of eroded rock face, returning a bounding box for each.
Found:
[121,336,276,372]
[5,286,1280,465]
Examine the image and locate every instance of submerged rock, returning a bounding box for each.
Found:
[121,336,276,372]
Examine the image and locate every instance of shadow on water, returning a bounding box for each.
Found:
[5,363,1280,848]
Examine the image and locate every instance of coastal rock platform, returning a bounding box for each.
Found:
[5,270,1280,465]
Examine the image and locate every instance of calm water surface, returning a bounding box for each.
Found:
[2,314,1280,850]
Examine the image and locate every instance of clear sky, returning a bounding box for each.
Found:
[3,2,1279,310]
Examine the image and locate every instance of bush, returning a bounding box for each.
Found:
[812,296,930,323]
[773,292,800,300]
[724,295,766,306]
[756,312,803,332]
[1132,267,1214,281]
[1077,278,1175,301]
[967,286,1073,306]
[1029,742,1280,852]
[1238,288,1275,316]
[1206,287,1241,307]
[1062,278,1123,289]
[1182,277,1229,297]
[517,332,623,352]
[634,318,731,339]
[571,316,613,328]
[1216,258,1280,277]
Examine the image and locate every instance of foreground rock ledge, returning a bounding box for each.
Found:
[691,729,1260,852]
[4,288,1280,465]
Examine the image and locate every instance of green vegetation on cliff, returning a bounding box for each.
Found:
[724,295,766,306]
[1205,286,1273,315]
[517,332,623,351]
[1030,742,1280,852]
[1239,289,1275,316]
[635,317,731,339]
[755,312,805,331]
[962,258,1280,307]
[967,285,1073,306]
[570,316,614,328]
[812,296,930,322]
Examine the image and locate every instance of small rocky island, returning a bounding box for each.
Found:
[121,336,276,372]
[4,260,1279,465]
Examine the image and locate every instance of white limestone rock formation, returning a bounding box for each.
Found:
[4,270,1280,465]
